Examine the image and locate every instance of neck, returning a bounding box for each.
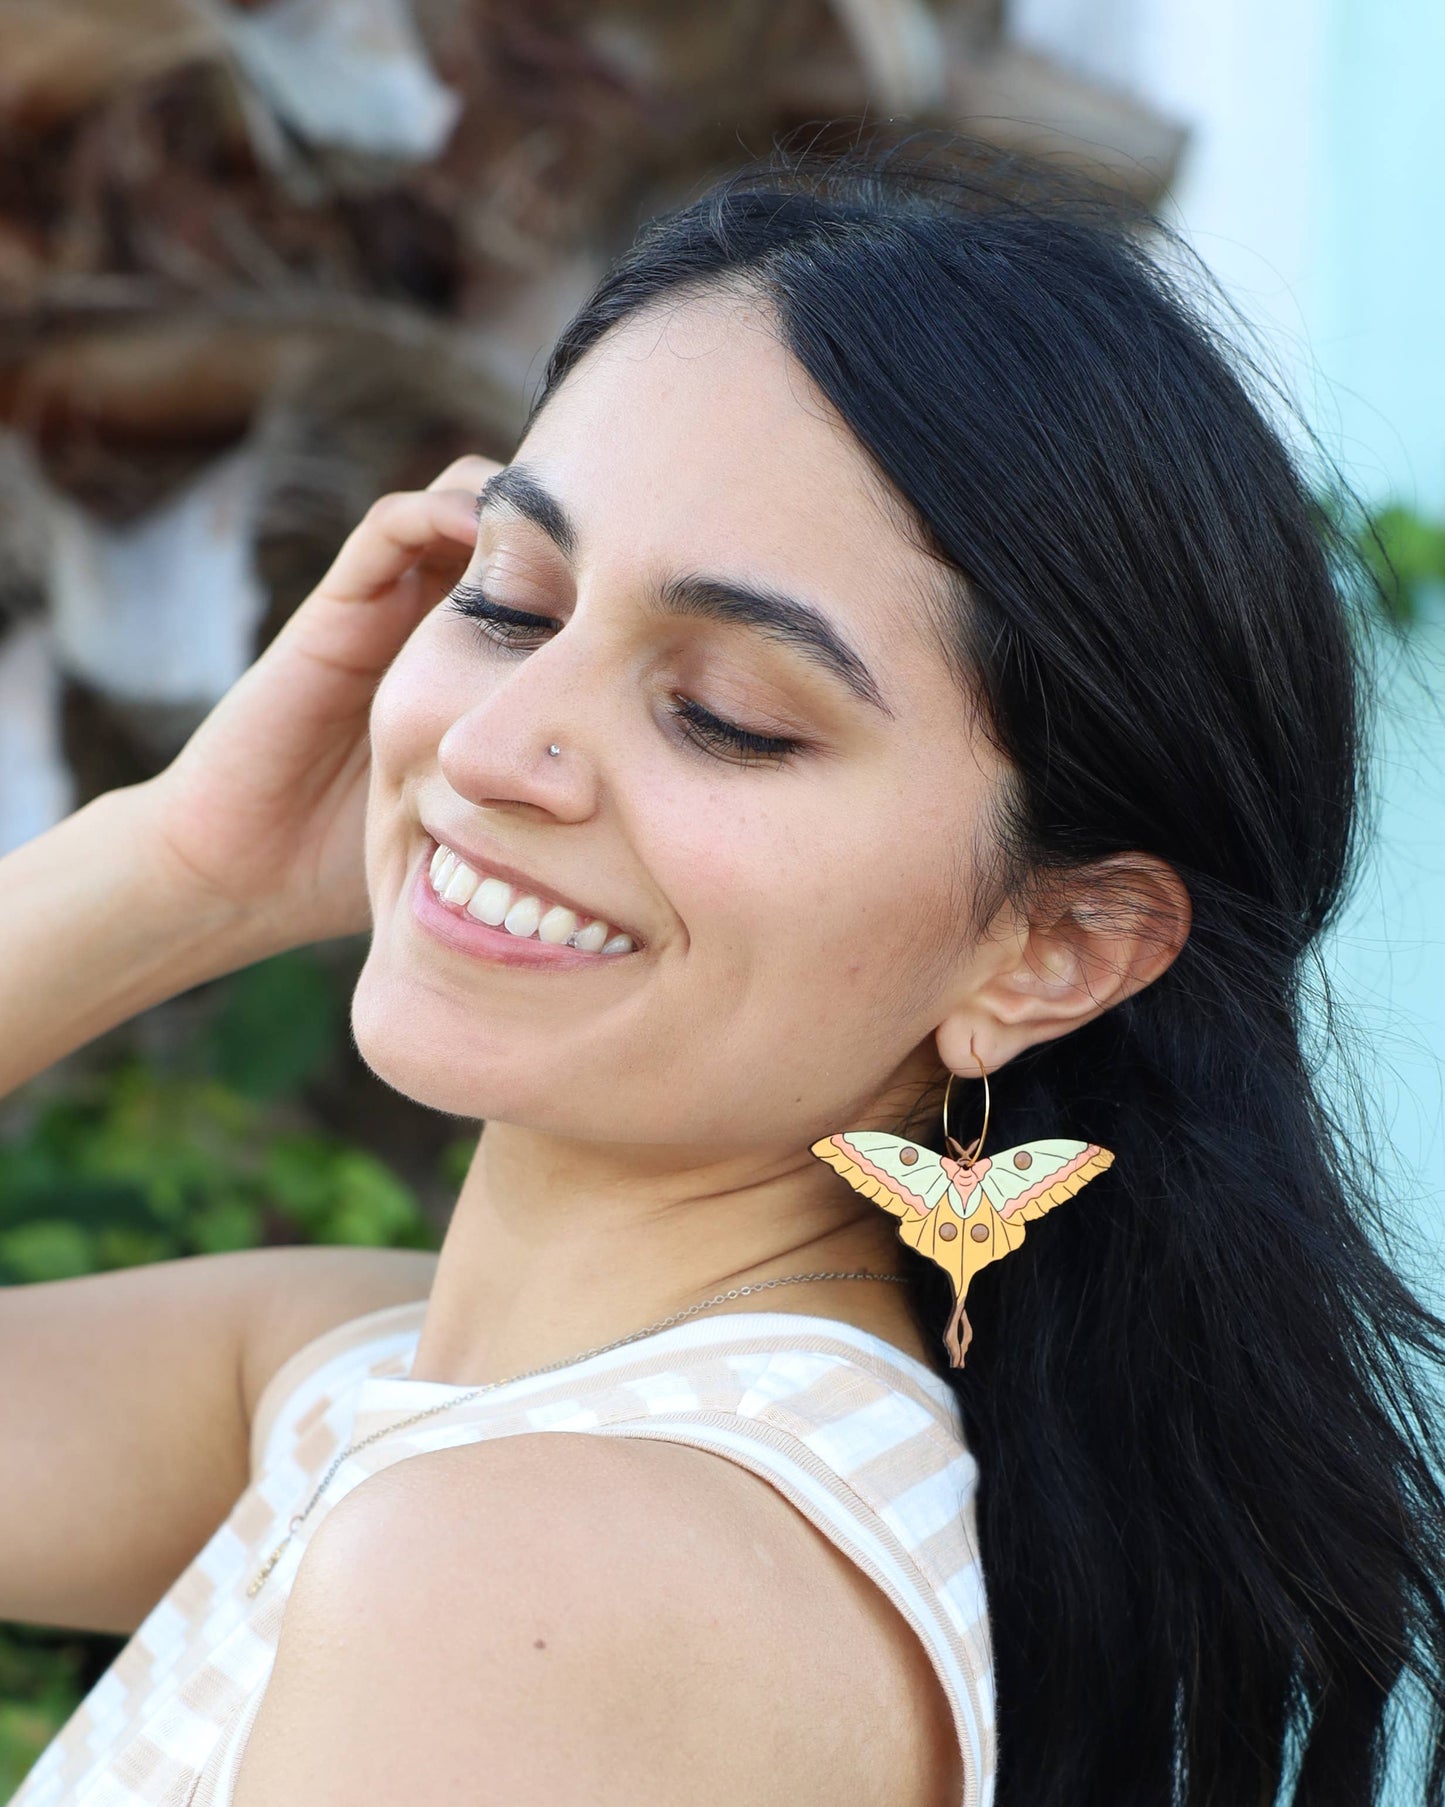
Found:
[407,1119,926,1386]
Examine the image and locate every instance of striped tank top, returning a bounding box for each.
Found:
[10,1301,996,1807]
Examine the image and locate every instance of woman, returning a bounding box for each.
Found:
[4,131,1444,1806]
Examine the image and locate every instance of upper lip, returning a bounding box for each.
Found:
[421,822,642,945]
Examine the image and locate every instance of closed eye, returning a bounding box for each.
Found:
[443,584,556,648]
[668,697,802,767]
[443,581,805,768]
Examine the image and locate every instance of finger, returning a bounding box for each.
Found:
[314,488,479,607]
[425,454,506,495]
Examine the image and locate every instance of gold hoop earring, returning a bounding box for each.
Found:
[942,1047,990,1169]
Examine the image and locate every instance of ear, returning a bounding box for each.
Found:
[936,853,1192,1074]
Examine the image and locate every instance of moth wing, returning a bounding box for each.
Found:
[809,1131,957,1218]
[809,1131,971,1290]
[978,1139,1115,1224]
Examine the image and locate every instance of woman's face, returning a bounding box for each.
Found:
[355,292,1011,1149]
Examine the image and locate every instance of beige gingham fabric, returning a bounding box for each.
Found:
[11,1304,995,1807]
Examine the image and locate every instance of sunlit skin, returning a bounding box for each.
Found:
[352,292,1190,1387]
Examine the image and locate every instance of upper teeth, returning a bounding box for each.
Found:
[428,843,635,954]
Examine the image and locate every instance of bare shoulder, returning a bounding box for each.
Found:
[237,1243,438,1426]
[233,1431,961,1807]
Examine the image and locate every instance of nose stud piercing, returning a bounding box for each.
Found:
[546,743,561,757]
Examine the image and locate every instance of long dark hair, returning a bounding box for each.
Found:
[525,130,1445,1805]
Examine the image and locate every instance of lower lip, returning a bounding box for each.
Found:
[408,847,631,970]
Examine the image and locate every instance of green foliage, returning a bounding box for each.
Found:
[0,1058,440,1283]
[200,948,345,1102]
[1312,487,1445,629]
[1353,500,1445,626]
[0,1622,124,1798]
[0,947,447,1285]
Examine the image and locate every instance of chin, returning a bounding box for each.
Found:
[346,961,600,1133]
[348,961,499,1119]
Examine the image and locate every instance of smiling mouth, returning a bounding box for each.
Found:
[426,839,637,955]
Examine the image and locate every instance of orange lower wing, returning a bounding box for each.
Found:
[808,1138,929,1223]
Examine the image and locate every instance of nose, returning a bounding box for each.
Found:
[436,630,605,825]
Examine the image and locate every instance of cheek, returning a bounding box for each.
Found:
[659,784,955,1017]
[363,636,471,890]
[368,635,463,778]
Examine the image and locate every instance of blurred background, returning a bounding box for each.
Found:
[0,0,1441,1793]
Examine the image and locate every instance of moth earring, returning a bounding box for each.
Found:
[810,1048,1115,1370]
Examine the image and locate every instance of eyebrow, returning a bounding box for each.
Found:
[474,463,893,717]
[476,464,577,559]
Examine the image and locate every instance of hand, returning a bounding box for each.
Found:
[135,455,500,950]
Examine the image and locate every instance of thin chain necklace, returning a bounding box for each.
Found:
[248,1266,909,1597]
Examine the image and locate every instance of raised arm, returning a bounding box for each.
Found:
[0,781,271,1098]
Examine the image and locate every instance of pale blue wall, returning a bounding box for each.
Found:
[1310,0,1445,1317]
[1322,611,1445,1310]
[1308,4,1445,1792]
[1315,0,1445,512]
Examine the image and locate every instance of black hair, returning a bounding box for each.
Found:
[525,128,1445,1805]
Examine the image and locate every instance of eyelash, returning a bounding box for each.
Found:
[441,582,804,768]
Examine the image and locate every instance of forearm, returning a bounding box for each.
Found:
[0,784,282,1098]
